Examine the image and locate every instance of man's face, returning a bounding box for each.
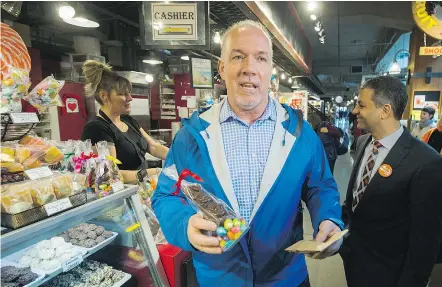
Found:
[420,111,431,122]
[218,26,272,112]
[352,88,384,132]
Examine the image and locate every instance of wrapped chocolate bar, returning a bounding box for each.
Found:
[163,165,249,252]
[95,141,124,197]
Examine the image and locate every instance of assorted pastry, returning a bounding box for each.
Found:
[18,237,83,272]
[42,260,125,287]
[1,172,85,215]
[1,265,39,287]
[59,223,114,249]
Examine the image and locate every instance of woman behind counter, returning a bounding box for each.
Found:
[81,60,169,183]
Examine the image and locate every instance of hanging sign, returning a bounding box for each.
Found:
[152,3,197,40]
[419,46,442,55]
[412,1,442,40]
[66,98,79,113]
[141,2,210,49]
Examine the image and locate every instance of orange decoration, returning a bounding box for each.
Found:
[378,164,393,178]
[0,23,31,80]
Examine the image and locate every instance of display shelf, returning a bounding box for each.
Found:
[4,240,117,287]
[1,185,139,257]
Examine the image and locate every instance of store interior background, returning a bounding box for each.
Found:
[1,1,442,286]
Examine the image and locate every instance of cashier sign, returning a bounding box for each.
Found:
[151,3,198,40]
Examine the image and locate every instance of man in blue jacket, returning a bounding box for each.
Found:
[152,20,344,287]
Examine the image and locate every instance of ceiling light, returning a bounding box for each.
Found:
[181,55,189,61]
[388,61,401,75]
[272,68,277,75]
[63,17,99,28]
[281,73,286,80]
[354,95,358,100]
[143,59,163,65]
[214,32,221,44]
[145,74,154,83]
[310,14,317,21]
[143,50,163,65]
[332,97,335,101]
[59,5,75,19]
[288,78,293,84]
[307,2,317,11]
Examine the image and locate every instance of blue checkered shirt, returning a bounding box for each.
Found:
[220,98,277,222]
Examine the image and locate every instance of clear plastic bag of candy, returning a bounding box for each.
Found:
[2,136,65,170]
[137,168,160,203]
[143,203,167,245]
[1,65,31,113]
[58,140,76,172]
[162,164,249,252]
[71,140,98,197]
[25,75,64,112]
[95,141,124,197]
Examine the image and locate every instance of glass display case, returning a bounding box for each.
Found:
[1,185,170,287]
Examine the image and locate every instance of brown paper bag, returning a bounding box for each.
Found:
[285,229,349,254]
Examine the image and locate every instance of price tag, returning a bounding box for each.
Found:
[111,181,124,192]
[62,254,83,272]
[25,166,53,180]
[9,112,39,124]
[44,198,73,216]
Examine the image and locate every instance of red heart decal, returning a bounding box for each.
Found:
[68,103,77,111]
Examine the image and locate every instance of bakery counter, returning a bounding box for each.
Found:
[1,185,139,256]
[1,185,170,287]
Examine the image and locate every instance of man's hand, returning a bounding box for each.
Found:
[188,214,222,254]
[310,220,343,259]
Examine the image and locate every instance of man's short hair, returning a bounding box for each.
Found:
[422,106,435,118]
[220,20,273,62]
[360,76,408,120]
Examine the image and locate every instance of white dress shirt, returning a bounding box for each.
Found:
[354,126,404,190]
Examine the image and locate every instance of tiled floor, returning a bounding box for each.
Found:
[303,151,352,287]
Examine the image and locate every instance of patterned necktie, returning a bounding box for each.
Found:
[352,140,383,211]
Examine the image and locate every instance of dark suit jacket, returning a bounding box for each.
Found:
[341,129,442,287]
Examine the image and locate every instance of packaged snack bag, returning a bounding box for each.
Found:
[1,182,33,214]
[95,141,124,198]
[1,66,31,113]
[25,75,64,112]
[163,165,249,252]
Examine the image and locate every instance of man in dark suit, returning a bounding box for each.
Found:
[340,76,442,287]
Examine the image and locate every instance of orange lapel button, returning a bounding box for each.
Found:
[379,164,393,178]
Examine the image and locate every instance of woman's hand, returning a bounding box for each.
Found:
[140,128,169,160]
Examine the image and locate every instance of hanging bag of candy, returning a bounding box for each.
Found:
[162,165,249,252]
[1,65,31,113]
[72,140,98,194]
[25,75,64,112]
[95,141,124,198]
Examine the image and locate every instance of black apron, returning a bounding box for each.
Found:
[98,110,149,170]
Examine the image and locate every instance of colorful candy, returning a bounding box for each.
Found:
[230,227,240,233]
[216,217,248,251]
[216,227,227,237]
[25,75,64,112]
[0,66,31,113]
[223,218,233,230]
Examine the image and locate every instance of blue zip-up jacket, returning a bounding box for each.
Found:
[152,99,344,286]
